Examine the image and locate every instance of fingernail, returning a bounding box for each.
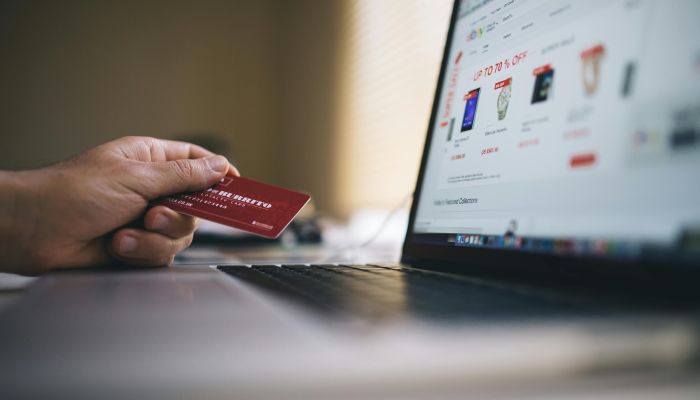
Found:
[119,236,138,254]
[229,164,241,177]
[206,155,228,173]
[152,213,169,230]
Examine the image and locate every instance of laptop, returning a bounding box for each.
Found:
[1,0,700,398]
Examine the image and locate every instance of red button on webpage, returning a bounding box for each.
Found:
[570,153,597,168]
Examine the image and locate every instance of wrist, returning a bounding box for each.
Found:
[0,170,44,274]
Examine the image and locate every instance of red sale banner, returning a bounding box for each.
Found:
[580,44,605,59]
[533,64,552,75]
[494,77,512,89]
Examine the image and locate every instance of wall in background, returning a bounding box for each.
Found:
[334,0,452,216]
[272,1,342,216]
[0,0,286,181]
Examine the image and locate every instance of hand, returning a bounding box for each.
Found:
[0,136,238,275]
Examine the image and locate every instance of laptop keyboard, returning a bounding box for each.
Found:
[218,264,580,321]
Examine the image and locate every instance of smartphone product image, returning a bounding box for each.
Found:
[621,62,636,98]
[461,88,481,132]
[447,117,455,141]
[531,65,554,104]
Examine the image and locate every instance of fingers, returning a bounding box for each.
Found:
[144,206,198,239]
[112,136,240,176]
[110,228,194,267]
[136,155,229,199]
[110,206,199,267]
[112,137,214,161]
[157,139,217,161]
[152,138,240,176]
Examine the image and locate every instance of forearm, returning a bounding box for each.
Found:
[0,170,40,274]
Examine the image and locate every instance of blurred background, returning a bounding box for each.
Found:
[0,0,452,220]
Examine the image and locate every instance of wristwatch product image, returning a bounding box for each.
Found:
[497,84,512,120]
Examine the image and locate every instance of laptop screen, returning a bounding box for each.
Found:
[410,0,700,264]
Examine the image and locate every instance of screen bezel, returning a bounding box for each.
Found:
[400,0,697,279]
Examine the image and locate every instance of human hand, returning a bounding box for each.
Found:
[0,136,238,275]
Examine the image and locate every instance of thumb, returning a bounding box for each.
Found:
[139,155,229,199]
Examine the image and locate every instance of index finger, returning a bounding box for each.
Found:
[154,139,240,176]
[156,139,215,160]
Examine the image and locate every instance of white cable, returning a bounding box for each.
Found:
[316,192,413,263]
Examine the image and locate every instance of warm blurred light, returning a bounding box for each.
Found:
[334,0,452,216]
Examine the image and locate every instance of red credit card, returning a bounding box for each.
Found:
[153,175,311,239]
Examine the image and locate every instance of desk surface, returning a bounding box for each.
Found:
[0,273,36,313]
[1,245,699,399]
[0,240,400,314]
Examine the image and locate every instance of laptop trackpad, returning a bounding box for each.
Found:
[0,267,324,361]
